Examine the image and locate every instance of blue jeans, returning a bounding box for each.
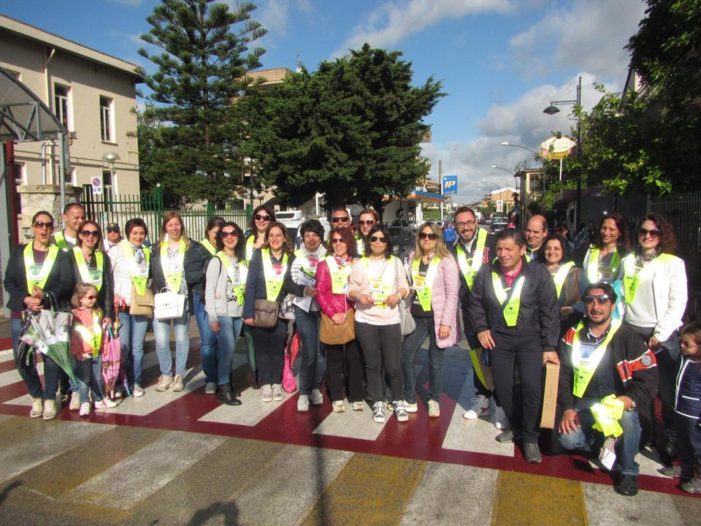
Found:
[213,316,242,386]
[192,292,218,384]
[118,311,149,386]
[294,305,325,395]
[558,397,642,476]
[153,311,190,377]
[401,316,445,403]
[11,316,60,400]
[75,356,104,403]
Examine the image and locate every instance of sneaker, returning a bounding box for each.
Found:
[30,397,43,418]
[523,442,542,464]
[385,401,394,412]
[205,382,217,395]
[310,389,324,405]
[659,465,682,478]
[463,394,489,420]
[42,399,57,420]
[614,474,639,497]
[114,389,124,399]
[332,400,345,413]
[261,385,273,402]
[297,395,310,412]
[494,404,510,430]
[69,391,80,411]
[95,398,118,409]
[156,375,173,392]
[372,401,386,423]
[79,402,91,417]
[272,384,284,401]
[428,400,440,418]
[404,401,418,413]
[496,430,514,443]
[395,401,409,422]
[351,401,365,411]
[133,384,145,398]
[681,476,701,494]
[172,375,184,392]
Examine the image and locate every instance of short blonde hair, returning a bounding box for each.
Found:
[71,282,98,309]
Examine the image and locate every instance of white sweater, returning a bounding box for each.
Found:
[204,255,244,320]
[623,252,687,341]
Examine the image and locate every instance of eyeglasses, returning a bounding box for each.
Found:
[80,230,99,237]
[419,232,437,240]
[456,220,476,228]
[358,219,375,226]
[331,238,345,244]
[638,228,660,238]
[33,221,54,229]
[254,214,272,221]
[369,235,387,243]
[332,216,350,223]
[584,294,611,305]
[221,231,237,238]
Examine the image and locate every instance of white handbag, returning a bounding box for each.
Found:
[154,290,186,320]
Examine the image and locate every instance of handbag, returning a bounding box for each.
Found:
[154,290,186,320]
[129,285,154,318]
[399,298,416,337]
[253,299,279,328]
[320,310,355,345]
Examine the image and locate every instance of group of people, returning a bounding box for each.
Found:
[4,201,699,497]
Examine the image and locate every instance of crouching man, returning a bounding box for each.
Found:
[558,282,658,496]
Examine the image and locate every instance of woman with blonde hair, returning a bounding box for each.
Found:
[400,222,459,418]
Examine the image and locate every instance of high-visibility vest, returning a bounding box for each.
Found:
[201,238,217,256]
[456,229,487,290]
[586,247,620,283]
[361,255,396,308]
[411,255,441,311]
[53,231,71,252]
[73,247,104,291]
[73,308,103,358]
[552,261,575,299]
[261,248,289,301]
[216,252,247,305]
[622,252,674,304]
[160,239,186,292]
[24,243,59,292]
[326,255,352,294]
[120,242,150,296]
[571,319,622,397]
[491,271,525,327]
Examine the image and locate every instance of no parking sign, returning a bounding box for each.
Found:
[91,176,103,195]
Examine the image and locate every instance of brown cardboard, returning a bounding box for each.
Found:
[540,361,560,429]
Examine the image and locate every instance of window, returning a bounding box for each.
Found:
[54,84,71,130]
[101,169,114,211]
[100,96,114,142]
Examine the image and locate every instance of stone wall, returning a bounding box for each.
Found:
[17,184,82,242]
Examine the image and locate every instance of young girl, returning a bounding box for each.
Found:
[673,322,701,493]
[70,283,117,416]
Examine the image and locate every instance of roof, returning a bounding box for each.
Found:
[0,14,143,81]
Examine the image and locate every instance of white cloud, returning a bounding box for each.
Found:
[332,0,514,58]
[510,0,646,81]
[254,0,313,38]
[109,0,147,6]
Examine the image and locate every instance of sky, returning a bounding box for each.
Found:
[0,0,647,203]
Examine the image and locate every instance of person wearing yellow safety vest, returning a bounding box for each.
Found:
[150,212,198,393]
[245,205,275,262]
[205,221,246,406]
[243,222,297,402]
[354,208,379,257]
[468,228,560,464]
[51,202,86,252]
[191,216,225,395]
[109,218,151,398]
[4,211,75,420]
[348,223,411,424]
[69,283,118,416]
[290,219,327,412]
[400,222,459,419]
[558,282,658,497]
[538,233,583,334]
[622,213,687,465]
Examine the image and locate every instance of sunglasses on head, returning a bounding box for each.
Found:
[358,219,375,226]
[419,232,437,240]
[80,230,99,237]
[584,294,611,305]
[369,235,387,243]
[638,227,660,238]
[221,231,237,238]
[332,216,350,223]
[33,221,54,229]
[254,214,271,221]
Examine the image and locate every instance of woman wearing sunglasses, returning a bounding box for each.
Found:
[348,223,411,424]
[246,205,276,262]
[72,220,114,324]
[355,208,379,256]
[622,213,687,461]
[400,223,459,418]
[4,211,75,419]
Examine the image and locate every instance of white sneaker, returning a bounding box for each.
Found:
[95,398,118,409]
[205,382,217,395]
[404,401,418,413]
[463,394,489,420]
[172,375,184,392]
[272,384,283,401]
[394,401,408,422]
[133,384,145,397]
[310,389,324,405]
[69,391,80,411]
[372,401,386,423]
[494,404,510,430]
[156,375,173,392]
[332,400,345,413]
[428,400,440,418]
[351,401,364,411]
[297,395,310,412]
[30,397,43,418]
[42,399,57,420]
[261,385,273,402]
[79,402,91,417]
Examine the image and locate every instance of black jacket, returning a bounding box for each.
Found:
[183,241,214,297]
[150,238,202,296]
[468,257,560,350]
[4,244,75,312]
[242,249,300,320]
[70,249,114,317]
[451,231,497,309]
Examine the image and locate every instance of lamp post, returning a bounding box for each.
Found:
[543,75,582,226]
[500,142,541,221]
[102,151,120,193]
[500,141,540,158]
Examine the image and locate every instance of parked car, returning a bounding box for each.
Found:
[490,215,508,233]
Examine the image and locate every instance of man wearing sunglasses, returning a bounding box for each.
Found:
[558,282,658,497]
[52,202,86,252]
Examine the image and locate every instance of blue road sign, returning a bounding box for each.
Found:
[443,175,458,195]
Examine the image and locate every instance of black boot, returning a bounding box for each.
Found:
[217,384,242,406]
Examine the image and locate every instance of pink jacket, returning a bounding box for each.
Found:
[315,258,354,317]
[423,255,460,348]
[70,307,103,359]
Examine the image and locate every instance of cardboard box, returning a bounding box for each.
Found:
[540,361,560,429]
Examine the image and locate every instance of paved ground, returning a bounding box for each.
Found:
[0,322,700,525]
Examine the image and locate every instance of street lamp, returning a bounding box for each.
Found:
[500,141,540,158]
[102,151,119,198]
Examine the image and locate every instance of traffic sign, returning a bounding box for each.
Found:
[91,176,103,195]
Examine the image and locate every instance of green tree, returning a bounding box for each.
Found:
[137,0,266,207]
[237,44,444,214]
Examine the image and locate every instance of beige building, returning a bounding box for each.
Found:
[0,14,142,197]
